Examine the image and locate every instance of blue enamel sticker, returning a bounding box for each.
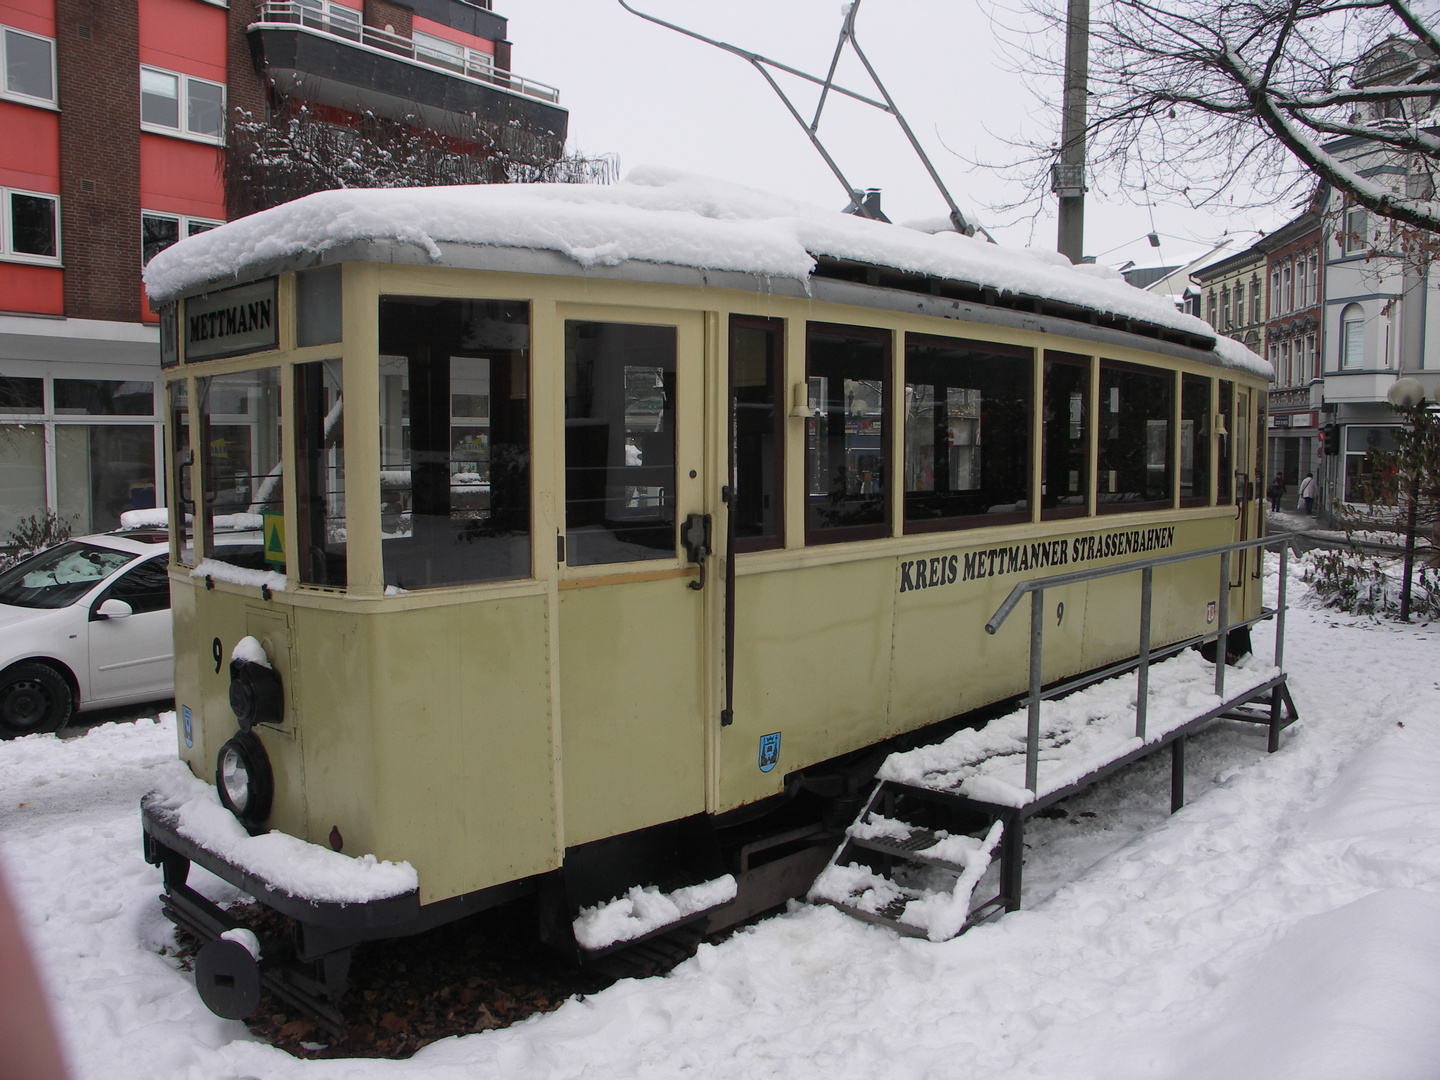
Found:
[181,705,193,748]
[758,732,781,773]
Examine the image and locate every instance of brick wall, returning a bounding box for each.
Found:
[365,0,413,39]
[226,0,270,221]
[56,0,140,322]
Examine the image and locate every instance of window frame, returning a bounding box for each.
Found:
[139,64,226,145]
[1096,358,1175,515]
[1340,304,1366,368]
[1,24,57,108]
[728,315,785,554]
[1343,207,1368,255]
[141,210,224,267]
[1,186,61,266]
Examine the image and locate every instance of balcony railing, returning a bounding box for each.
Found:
[252,2,560,105]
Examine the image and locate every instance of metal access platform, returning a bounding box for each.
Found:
[811,533,1302,941]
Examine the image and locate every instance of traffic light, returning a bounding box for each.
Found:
[1322,423,1340,455]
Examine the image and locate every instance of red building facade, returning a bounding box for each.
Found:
[0,0,564,541]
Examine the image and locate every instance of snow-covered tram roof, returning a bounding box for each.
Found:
[144,166,1270,379]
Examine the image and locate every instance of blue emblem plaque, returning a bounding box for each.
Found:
[758,732,781,773]
[181,705,194,748]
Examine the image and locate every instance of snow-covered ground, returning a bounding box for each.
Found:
[3,556,1439,1079]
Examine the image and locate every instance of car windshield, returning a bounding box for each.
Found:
[0,542,136,609]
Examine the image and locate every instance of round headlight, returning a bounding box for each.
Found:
[215,731,273,829]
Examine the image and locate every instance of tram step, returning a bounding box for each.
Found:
[809,784,1005,942]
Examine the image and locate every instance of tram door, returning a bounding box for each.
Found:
[1234,389,1253,594]
[555,310,708,850]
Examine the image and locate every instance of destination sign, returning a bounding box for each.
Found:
[183,278,278,362]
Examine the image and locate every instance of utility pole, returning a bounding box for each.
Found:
[1054,0,1089,263]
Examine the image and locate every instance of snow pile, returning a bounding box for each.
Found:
[230,635,271,668]
[117,509,168,530]
[143,166,1266,377]
[189,558,287,593]
[572,874,737,951]
[880,649,1279,806]
[145,761,417,904]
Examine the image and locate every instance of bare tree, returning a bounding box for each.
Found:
[993,0,1440,232]
[226,93,617,216]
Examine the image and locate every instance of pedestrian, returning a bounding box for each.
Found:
[1267,472,1285,512]
[1298,472,1317,515]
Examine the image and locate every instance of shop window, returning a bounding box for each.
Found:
[55,425,157,534]
[295,359,346,587]
[1041,352,1089,520]
[730,316,783,551]
[0,423,45,540]
[142,213,222,267]
[3,188,59,264]
[1180,374,1211,506]
[1097,362,1172,512]
[1343,426,1401,503]
[2,26,55,105]
[379,298,531,587]
[199,368,283,572]
[140,66,225,144]
[563,320,676,566]
[55,379,154,416]
[1341,304,1366,368]
[1217,381,1234,504]
[0,376,43,413]
[171,381,194,565]
[806,323,889,543]
[904,334,1031,530]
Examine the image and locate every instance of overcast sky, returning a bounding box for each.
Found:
[507,0,1294,274]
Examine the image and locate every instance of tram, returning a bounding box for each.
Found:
[139,169,1270,1023]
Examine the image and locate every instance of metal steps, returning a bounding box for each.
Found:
[809,785,1006,942]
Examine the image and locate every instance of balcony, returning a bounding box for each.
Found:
[248,2,567,142]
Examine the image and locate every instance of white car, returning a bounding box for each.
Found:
[0,528,173,738]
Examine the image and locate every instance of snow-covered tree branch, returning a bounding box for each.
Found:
[995,0,1440,231]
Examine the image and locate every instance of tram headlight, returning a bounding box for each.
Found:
[229,658,284,731]
[216,732,273,829]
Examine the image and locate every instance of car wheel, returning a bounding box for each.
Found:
[0,663,74,738]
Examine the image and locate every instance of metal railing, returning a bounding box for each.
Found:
[985,533,1299,794]
[252,2,561,105]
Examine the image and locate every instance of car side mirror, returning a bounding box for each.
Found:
[93,598,133,621]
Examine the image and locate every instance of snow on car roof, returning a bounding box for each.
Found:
[143,166,1269,378]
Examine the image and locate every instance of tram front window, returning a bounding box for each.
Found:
[378,298,531,589]
[563,321,677,566]
[903,334,1031,529]
[199,368,283,572]
[295,358,345,586]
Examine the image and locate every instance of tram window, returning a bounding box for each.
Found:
[805,323,889,542]
[1041,351,1089,520]
[1218,380,1234,503]
[730,316,783,552]
[1097,361,1173,512]
[199,368,284,572]
[1180,374,1211,506]
[563,321,677,566]
[378,298,531,588]
[903,334,1031,530]
[294,358,346,586]
[170,380,194,566]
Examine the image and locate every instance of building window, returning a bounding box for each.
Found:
[1281,264,1292,314]
[1219,286,1230,330]
[1343,208,1368,255]
[296,0,362,39]
[1270,269,1281,317]
[805,323,889,543]
[1097,361,1173,512]
[1296,259,1307,311]
[142,212,222,266]
[2,187,59,264]
[1251,276,1262,323]
[140,66,225,144]
[1307,252,1319,305]
[1305,333,1317,382]
[1206,291,1217,327]
[1341,303,1366,368]
[903,334,1032,531]
[1233,283,1245,328]
[2,25,55,105]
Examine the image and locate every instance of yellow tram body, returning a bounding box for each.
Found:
[145,175,1269,982]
